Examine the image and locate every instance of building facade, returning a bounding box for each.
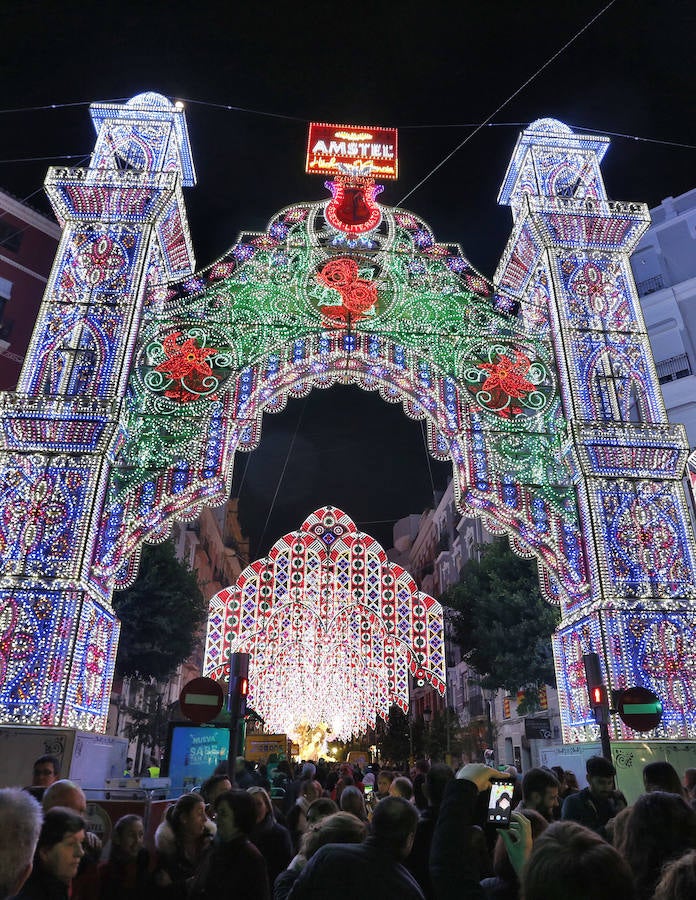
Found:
[629,188,696,511]
[630,188,696,449]
[0,189,61,390]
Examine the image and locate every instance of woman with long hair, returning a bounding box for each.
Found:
[247,787,293,892]
[79,815,150,900]
[653,849,696,900]
[616,791,696,900]
[154,793,213,889]
[642,762,686,798]
[285,779,323,852]
[190,790,269,900]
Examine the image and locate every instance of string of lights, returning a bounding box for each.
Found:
[0,154,91,165]
[396,0,618,205]
[0,100,694,155]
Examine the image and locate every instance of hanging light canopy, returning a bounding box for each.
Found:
[204,506,446,739]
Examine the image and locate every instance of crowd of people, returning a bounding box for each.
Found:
[4,751,696,899]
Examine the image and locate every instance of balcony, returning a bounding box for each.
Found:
[656,353,692,384]
[636,273,665,296]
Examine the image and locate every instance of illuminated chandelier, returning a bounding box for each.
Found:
[204,506,446,738]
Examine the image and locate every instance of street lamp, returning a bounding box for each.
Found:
[423,706,432,757]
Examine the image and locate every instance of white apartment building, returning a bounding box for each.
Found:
[630,189,696,447]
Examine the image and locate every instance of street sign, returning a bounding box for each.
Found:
[524,717,552,740]
[179,677,224,724]
[616,686,663,732]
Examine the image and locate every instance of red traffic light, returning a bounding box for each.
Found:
[227,652,250,719]
[590,685,609,708]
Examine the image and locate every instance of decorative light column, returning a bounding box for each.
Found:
[496,119,696,741]
[0,93,195,730]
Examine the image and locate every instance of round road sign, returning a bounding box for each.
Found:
[616,686,662,732]
[179,677,224,724]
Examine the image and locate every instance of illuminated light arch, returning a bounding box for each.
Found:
[91,197,585,613]
[93,333,582,608]
[1,96,695,744]
[204,506,445,737]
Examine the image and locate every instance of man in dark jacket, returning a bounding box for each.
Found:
[429,762,503,900]
[405,763,455,898]
[561,755,626,838]
[286,795,424,899]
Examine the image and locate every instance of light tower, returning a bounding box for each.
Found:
[0,93,195,730]
[497,119,696,740]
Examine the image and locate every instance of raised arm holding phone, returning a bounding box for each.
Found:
[429,763,532,900]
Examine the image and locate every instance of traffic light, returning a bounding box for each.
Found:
[228,652,250,719]
[583,652,610,724]
[589,684,609,709]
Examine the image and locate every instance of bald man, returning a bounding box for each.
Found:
[42,780,87,815]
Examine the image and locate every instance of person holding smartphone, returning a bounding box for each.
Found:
[430,764,530,900]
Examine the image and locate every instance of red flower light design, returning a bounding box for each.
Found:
[316,259,378,323]
[317,258,358,289]
[155,332,218,403]
[477,351,535,418]
[342,280,378,314]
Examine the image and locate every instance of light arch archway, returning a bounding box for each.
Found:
[92,195,587,609]
[2,95,695,742]
[204,505,446,738]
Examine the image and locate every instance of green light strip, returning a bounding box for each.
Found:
[623,703,662,714]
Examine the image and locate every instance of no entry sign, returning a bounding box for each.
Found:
[616,686,663,732]
[179,677,224,724]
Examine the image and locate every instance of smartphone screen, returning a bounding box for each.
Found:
[487,779,514,827]
[364,784,373,795]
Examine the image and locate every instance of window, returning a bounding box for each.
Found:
[632,246,664,295]
[0,221,23,254]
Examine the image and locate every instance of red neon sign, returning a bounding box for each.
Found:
[306,122,398,179]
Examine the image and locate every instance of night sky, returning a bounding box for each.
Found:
[3,1,696,557]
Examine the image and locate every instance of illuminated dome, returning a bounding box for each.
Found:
[126,91,173,109]
[527,117,573,135]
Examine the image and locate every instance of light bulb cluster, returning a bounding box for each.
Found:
[205,507,445,737]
